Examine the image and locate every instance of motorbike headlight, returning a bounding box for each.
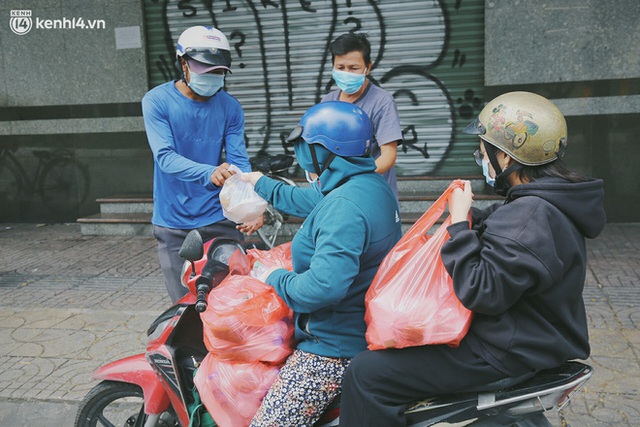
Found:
[147,318,171,343]
[147,305,181,341]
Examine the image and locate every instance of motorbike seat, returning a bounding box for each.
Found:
[466,370,536,393]
[251,154,294,174]
[470,361,590,394]
[495,361,591,399]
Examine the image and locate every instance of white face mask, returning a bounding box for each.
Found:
[187,66,225,97]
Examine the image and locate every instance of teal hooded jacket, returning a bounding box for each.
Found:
[254,143,402,358]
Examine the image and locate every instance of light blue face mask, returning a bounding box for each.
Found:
[482,159,496,187]
[332,68,367,95]
[188,70,225,97]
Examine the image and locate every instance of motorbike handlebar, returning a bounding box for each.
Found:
[194,260,230,313]
[195,283,209,313]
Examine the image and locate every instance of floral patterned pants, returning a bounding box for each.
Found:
[250,349,350,427]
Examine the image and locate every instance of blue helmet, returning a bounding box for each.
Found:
[287,101,372,157]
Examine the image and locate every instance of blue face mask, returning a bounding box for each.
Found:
[310,179,322,195]
[304,169,323,194]
[296,141,326,195]
[482,159,496,187]
[188,71,224,97]
[332,68,367,94]
[304,170,317,184]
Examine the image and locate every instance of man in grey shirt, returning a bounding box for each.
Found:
[322,32,403,199]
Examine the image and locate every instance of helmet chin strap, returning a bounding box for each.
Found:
[494,163,523,196]
[176,57,188,83]
[309,144,336,178]
[484,144,522,196]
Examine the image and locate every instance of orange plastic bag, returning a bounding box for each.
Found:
[194,354,280,427]
[365,180,473,350]
[201,275,295,363]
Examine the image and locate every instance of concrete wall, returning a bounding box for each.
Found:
[484,0,640,222]
[2,1,638,223]
[0,0,151,222]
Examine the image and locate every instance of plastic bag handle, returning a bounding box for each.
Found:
[398,179,466,244]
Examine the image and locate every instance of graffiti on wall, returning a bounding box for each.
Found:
[147,0,482,175]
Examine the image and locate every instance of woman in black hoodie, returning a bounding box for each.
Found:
[339,91,606,427]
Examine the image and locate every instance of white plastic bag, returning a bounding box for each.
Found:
[219,165,267,223]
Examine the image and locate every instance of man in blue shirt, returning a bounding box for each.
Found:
[142,26,260,303]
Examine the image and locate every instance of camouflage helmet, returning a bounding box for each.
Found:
[465,91,567,166]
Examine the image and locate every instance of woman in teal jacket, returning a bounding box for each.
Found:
[239,101,402,426]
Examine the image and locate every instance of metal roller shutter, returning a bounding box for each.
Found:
[143,0,484,176]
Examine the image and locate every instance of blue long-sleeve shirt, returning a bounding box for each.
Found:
[142,81,251,229]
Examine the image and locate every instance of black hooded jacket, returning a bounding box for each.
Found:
[442,177,606,375]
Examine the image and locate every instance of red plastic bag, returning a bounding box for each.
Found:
[365,180,473,350]
[194,354,279,427]
[201,275,295,363]
[246,241,293,271]
[225,241,292,277]
[204,318,294,364]
[197,244,296,425]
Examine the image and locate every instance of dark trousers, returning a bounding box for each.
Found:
[338,341,512,427]
[153,220,243,303]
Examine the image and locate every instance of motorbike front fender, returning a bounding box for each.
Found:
[93,353,170,414]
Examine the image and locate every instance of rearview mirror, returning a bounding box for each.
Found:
[178,230,204,262]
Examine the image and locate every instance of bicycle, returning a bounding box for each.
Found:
[0,143,90,221]
[250,153,301,249]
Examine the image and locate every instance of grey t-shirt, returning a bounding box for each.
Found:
[322,82,403,199]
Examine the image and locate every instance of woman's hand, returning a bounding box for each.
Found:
[449,180,474,224]
[239,171,264,186]
[250,260,278,283]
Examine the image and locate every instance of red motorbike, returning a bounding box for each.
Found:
[75,230,592,427]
